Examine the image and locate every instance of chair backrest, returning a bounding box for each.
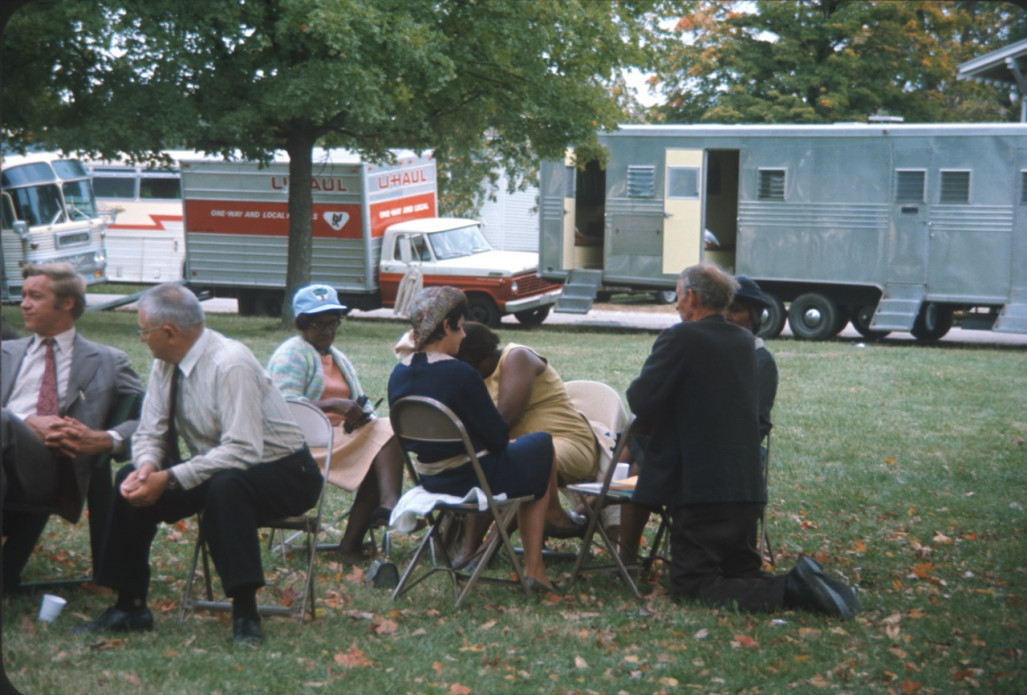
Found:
[565,380,628,435]
[389,395,497,499]
[286,399,334,507]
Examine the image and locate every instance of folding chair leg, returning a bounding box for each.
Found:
[453,506,527,609]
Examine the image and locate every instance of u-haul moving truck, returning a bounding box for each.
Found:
[182,149,560,325]
[540,123,1027,341]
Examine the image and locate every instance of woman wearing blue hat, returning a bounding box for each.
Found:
[268,283,405,562]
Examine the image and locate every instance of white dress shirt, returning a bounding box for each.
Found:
[5,327,76,419]
[131,328,306,489]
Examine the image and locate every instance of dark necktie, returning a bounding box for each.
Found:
[36,338,59,416]
[165,367,182,466]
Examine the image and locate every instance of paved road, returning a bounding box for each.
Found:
[86,293,1026,347]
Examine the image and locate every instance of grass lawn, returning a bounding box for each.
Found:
[2,305,1025,694]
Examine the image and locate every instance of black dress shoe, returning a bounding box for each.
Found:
[70,605,154,634]
[786,555,860,620]
[233,616,263,647]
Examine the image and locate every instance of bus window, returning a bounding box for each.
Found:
[92,167,137,198]
[63,179,99,220]
[1,192,15,230]
[10,183,64,227]
[139,175,181,200]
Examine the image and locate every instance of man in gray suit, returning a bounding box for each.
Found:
[2,263,142,595]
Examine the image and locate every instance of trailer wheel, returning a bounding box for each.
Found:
[653,289,677,305]
[910,303,953,342]
[249,291,283,318]
[757,292,786,339]
[237,291,258,316]
[787,293,840,341]
[467,294,500,328]
[850,305,890,340]
[514,306,550,326]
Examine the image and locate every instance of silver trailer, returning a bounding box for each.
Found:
[539,123,1027,341]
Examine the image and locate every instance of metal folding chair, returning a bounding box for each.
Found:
[180,399,333,621]
[388,396,532,608]
[565,415,644,600]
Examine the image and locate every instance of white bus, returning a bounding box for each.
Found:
[87,153,187,283]
[1,152,108,302]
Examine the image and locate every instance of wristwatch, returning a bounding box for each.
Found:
[165,469,181,491]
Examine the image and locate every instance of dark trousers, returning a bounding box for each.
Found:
[669,502,788,612]
[1,409,69,595]
[96,448,322,598]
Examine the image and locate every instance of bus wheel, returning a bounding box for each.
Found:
[850,305,890,340]
[787,293,840,341]
[514,306,550,326]
[757,292,786,339]
[911,303,953,342]
[467,294,500,328]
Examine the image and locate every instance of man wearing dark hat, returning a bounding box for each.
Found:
[624,264,860,619]
[724,276,778,442]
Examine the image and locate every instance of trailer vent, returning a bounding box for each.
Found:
[627,166,655,198]
[895,170,925,203]
[940,171,970,203]
[757,169,785,201]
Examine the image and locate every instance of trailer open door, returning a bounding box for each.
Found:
[662,149,705,275]
[538,154,576,277]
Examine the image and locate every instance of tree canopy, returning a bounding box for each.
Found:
[2,0,669,318]
[646,0,1027,124]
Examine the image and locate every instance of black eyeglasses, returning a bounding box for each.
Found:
[309,318,341,332]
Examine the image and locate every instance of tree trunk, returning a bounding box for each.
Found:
[283,131,318,326]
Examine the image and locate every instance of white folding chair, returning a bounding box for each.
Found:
[180,399,333,621]
[388,396,532,608]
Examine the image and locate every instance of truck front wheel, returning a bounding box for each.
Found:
[467,294,501,328]
[787,293,840,341]
[910,303,953,342]
[514,306,550,326]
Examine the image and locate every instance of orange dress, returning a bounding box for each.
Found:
[316,354,395,490]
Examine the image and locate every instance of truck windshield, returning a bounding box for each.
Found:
[428,224,492,260]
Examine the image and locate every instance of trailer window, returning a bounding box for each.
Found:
[895,170,925,203]
[940,171,969,203]
[757,169,785,201]
[1020,171,1026,204]
[667,167,700,199]
[564,166,577,198]
[627,166,655,198]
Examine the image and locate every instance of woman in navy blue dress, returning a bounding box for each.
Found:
[388,287,559,592]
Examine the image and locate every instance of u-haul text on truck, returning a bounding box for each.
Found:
[182,149,560,325]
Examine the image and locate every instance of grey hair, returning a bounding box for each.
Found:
[137,283,205,330]
[679,263,738,312]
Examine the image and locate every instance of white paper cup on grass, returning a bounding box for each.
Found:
[38,594,67,623]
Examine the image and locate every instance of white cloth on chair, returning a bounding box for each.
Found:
[389,486,508,533]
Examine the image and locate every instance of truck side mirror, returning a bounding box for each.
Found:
[13,220,29,240]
